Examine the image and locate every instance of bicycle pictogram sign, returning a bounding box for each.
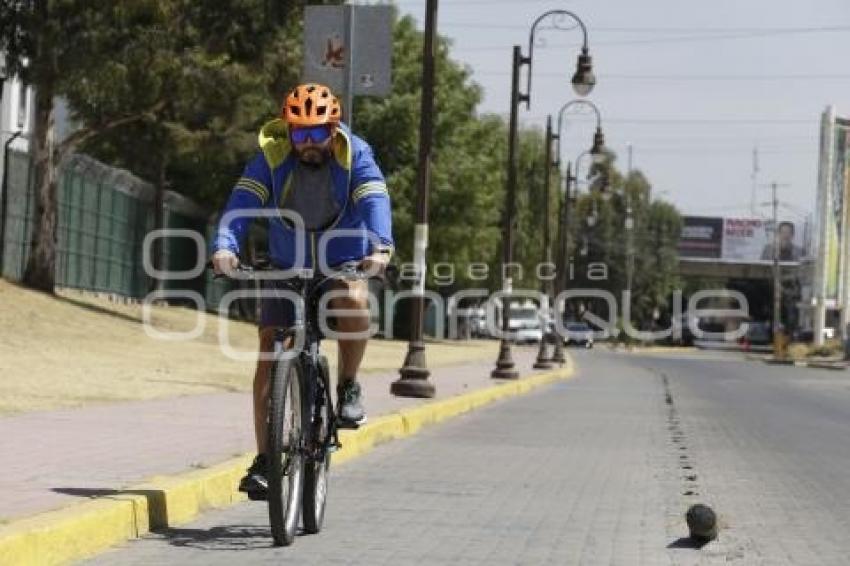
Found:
[322,35,345,69]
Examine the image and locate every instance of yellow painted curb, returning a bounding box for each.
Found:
[0,356,574,565]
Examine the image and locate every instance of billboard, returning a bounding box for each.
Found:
[678,216,722,258]
[812,107,850,313]
[827,118,850,300]
[722,218,804,262]
[678,216,804,262]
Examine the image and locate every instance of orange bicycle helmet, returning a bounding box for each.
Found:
[282,83,342,127]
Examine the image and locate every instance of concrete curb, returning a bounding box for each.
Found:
[0,359,574,565]
[763,357,848,370]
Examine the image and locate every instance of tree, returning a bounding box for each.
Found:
[512,126,561,293]
[0,1,313,293]
[355,14,509,293]
[2,2,161,292]
[568,156,682,331]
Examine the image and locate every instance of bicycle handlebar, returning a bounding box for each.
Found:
[208,259,382,284]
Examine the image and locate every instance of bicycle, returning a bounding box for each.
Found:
[215,260,373,546]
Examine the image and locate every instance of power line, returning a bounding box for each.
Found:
[604,118,812,125]
[617,148,815,155]
[604,134,816,141]
[472,71,850,81]
[453,26,850,51]
[501,114,816,125]
[440,23,850,33]
[393,0,582,5]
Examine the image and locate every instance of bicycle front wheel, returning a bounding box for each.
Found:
[267,357,306,547]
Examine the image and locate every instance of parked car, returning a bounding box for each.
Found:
[671,313,696,347]
[469,307,489,338]
[562,321,594,348]
[741,321,772,347]
[509,307,543,344]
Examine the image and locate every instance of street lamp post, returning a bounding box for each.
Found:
[554,99,605,170]
[550,160,570,365]
[493,10,595,380]
[534,116,556,369]
[549,100,606,331]
[393,0,438,398]
[557,161,573,294]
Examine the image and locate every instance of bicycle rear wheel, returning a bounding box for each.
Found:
[267,357,306,547]
[302,355,333,534]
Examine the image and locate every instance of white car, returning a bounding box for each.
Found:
[562,321,594,348]
[509,307,544,344]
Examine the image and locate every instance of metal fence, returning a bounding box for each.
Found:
[0,151,405,332]
[0,151,211,299]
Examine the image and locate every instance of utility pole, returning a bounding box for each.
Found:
[751,145,759,216]
[771,182,781,346]
[625,204,634,298]
[762,181,791,355]
[625,146,635,300]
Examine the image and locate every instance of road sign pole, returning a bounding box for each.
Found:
[343,5,355,128]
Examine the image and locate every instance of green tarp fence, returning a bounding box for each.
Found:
[0,151,214,301]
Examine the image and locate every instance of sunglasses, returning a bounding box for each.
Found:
[291,125,332,145]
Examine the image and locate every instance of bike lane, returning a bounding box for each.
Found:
[1,346,573,564]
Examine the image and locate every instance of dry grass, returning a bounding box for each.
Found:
[787,339,844,361]
[0,279,497,415]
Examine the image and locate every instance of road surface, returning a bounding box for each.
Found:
[84,348,850,565]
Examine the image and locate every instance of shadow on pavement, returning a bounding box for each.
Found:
[53,487,169,530]
[52,487,121,498]
[52,487,280,551]
[152,525,272,551]
[54,294,142,325]
[667,536,709,550]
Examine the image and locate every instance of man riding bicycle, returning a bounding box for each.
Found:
[210,83,393,496]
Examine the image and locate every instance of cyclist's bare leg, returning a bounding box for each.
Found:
[330,278,370,382]
[254,327,293,455]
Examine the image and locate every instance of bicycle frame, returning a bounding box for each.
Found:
[262,264,365,456]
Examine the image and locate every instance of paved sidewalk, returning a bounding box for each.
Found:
[0,347,537,523]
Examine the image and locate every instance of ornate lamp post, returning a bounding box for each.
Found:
[493,9,596,380]
[534,98,605,369]
[554,99,606,169]
[533,116,559,369]
[557,101,607,274]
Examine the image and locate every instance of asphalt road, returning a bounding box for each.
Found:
[83,348,850,565]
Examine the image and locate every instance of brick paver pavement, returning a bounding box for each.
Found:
[0,347,537,522]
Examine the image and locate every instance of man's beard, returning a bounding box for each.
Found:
[297,147,328,165]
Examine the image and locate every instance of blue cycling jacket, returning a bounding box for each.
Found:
[211,119,393,268]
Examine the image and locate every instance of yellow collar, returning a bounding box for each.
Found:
[258,119,351,171]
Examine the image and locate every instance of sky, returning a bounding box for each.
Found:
[386,0,850,225]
